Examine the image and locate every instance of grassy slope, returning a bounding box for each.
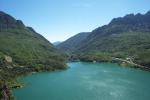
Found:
[58,11,150,67]
[0,11,67,99]
[0,28,67,99]
[0,29,66,69]
[76,32,150,67]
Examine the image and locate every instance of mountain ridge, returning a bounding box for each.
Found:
[58,10,150,67]
[0,11,66,69]
[0,11,67,99]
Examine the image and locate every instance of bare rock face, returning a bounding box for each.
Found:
[0,55,13,68]
[4,56,12,64]
[0,85,10,100]
[0,11,25,31]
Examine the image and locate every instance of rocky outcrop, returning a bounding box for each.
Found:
[0,55,13,68]
[0,11,25,31]
[0,85,10,100]
[4,56,12,64]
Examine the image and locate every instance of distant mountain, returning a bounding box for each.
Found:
[0,11,66,70]
[57,32,91,53]
[58,11,150,67]
[53,41,62,46]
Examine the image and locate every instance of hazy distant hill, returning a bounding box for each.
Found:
[53,41,62,46]
[57,32,90,53]
[58,11,150,67]
[0,11,66,70]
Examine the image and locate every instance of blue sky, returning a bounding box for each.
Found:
[0,0,150,42]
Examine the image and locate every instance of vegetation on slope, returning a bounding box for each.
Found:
[0,11,67,99]
[58,11,150,68]
[0,29,66,70]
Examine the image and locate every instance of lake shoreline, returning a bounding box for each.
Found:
[68,58,150,72]
[10,60,150,100]
[13,62,150,100]
[0,66,68,100]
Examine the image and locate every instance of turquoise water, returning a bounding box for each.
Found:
[13,62,150,100]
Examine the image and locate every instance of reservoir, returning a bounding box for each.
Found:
[13,62,150,100]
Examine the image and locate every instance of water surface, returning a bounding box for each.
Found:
[13,62,150,100]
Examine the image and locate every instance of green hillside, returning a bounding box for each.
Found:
[0,11,66,70]
[0,11,66,99]
[58,11,150,67]
[0,29,66,69]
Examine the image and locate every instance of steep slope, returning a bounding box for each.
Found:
[58,11,150,67]
[0,11,67,99]
[77,11,150,52]
[57,32,90,53]
[0,11,66,69]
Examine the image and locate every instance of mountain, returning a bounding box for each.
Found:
[53,41,62,46]
[58,11,150,67]
[0,11,66,70]
[0,11,67,99]
[0,11,67,98]
[57,32,90,53]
